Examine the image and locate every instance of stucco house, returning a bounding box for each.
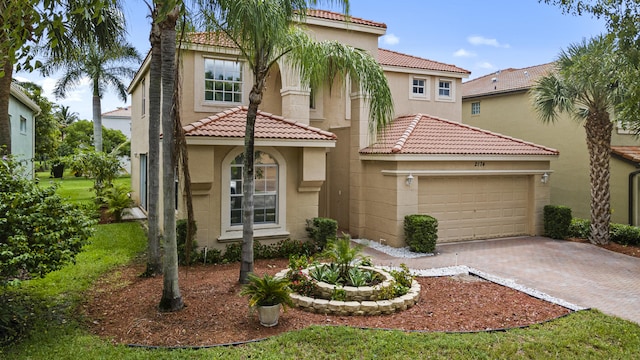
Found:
[128,10,558,251]
[462,64,640,226]
[102,106,132,139]
[8,82,40,177]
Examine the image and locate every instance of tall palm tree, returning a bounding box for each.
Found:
[530,36,624,245]
[42,42,141,152]
[198,0,394,283]
[0,0,125,153]
[54,105,79,140]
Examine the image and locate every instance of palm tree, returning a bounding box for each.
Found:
[41,42,141,152]
[198,0,394,283]
[530,36,624,245]
[54,105,79,140]
[0,0,125,153]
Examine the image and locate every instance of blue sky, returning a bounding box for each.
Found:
[16,0,607,121]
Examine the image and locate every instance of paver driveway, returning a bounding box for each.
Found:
[365,236,640,324]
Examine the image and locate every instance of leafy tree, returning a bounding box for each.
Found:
[58,120,129,158]
[64,150,124,199]
[41,42,141,152]
[540,0,640,128]
[530,36,625,245]
[0,155,96,284]
[198,0,394,283]
[15,82,60,161]
[0,0,125,153]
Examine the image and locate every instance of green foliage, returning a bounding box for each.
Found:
[199,247,223,265]
[331,287,347,301]
[404,214,438,253]
[288,254,311,272]
[176,219,199,265]
[276,238,317,258]
[222,243,242,263]
[568,218,591,238]
[17,81,61,160]
[240,273,294,308]
[610,223,640,246]
[286,270,318,297]
[543,205,573,239]
[62,150,123,200]
[306,217,338,251]
[321,234,364,280]
[0,155,96,284]
[104,183,133,222]
[57,120,130,157]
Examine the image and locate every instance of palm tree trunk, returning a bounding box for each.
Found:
[92,84,103,152]
[158,4,183,312]
[585,114,613,245]
[0,59,13,152]
[144,15,162,277]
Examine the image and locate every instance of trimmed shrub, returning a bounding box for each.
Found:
[306,217,338,251]
[404,214,437,253]
[222,243,242,263]
[199,247,222,264]
[543,205,572,239]
[568,218,591,239]
[610,223,640,246]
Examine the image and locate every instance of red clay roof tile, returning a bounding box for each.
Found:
[611,146,640,163]
[462,63,557,98]
[183,106,337,141]
[306,9,386,28]
[361,114,558,156]
[378,48,470,75]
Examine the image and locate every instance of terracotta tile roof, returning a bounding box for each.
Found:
[305,9,386,29]
[183,106,337,141]
[185,32,237,48]
[360,114,558,156]
[101,106,131,117]
[612,146,640,163]
[378,49,470,75]
[462,62,557,98]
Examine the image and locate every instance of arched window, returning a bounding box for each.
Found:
[230,151,278,225]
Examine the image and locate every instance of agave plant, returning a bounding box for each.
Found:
[321,234,364,280]
[240,273,294,308]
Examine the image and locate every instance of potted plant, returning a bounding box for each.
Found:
[240,273,294,327]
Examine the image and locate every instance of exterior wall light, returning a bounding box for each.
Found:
[406,173,414,186]
[541,172,549,184]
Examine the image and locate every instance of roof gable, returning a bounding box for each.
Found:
[378,48,470,75]
[183,106,337,141]
[361,114,559,156]
[462,62,556,98]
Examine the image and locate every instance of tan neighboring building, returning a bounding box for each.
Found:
[462,63,640,225]
[128,10,558,251]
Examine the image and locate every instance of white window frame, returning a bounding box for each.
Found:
[410,76,429,100]
[204,58,243,104]
[437,79,454,102]
[19,116,27,134]
[219,146,288,241]
[471,101,481,115]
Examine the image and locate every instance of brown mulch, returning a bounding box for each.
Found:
[567,237,640,258]
[82,258,572,348]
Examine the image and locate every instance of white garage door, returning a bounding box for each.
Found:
[419,176,530,242]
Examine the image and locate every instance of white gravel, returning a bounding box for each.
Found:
[352,238,434,258]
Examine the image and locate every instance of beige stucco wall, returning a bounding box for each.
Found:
[462,91,639,224]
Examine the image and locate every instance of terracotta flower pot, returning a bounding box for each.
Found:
[257,304,281,327]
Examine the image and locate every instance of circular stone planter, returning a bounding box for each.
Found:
[275,266,421,316]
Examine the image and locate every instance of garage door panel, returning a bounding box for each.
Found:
[419,176,529,242]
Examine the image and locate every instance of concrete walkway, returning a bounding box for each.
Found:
[363,236,640,325]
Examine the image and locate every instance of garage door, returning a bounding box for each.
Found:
[419,176,529,242]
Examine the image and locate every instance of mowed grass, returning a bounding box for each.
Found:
[2,175,640,359]
[36,171,130,204]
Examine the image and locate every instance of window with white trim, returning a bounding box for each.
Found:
[438,80,452,98]
[230,151,278,225]
[19,116,27,134]
[204,59,242,103]
[471,101,480,115]
[410,76,428,99]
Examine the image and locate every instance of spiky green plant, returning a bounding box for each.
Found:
[321,234,364,280]
[240,273,294,308]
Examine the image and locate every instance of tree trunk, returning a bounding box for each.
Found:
[239,71,267,284]
[158,5,183,312]
[0,60,14,152]
[144,13,162,277]
[585,113,613,245]
[92,86,103,152]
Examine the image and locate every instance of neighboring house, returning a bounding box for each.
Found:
[102,106,132,172]
[128,10,558,251]
[462,64,640,225]
[102,106,132,139]
[8,82,40,177]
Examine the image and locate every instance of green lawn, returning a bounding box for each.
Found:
[2,176,639,359]
[36,171,131,204]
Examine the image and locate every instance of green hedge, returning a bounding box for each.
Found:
[306,217,338,251]
[568,218,591,239]
[404,214,437,253]
[543,205,572,239]
[568,218,640,246]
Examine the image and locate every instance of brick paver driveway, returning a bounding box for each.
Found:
[365,236,640,324]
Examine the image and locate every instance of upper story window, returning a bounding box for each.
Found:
[19,116,27,134]
[309,87,316,109]
[437,79,455,101]
[471,101,480,115]
[205,59,242,103]
[410,76,429,100]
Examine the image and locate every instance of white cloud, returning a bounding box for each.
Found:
[476,62,494,70]
[380,33,399,46]
[453,48,476,57]
[467,35,510,48]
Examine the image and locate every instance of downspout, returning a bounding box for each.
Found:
[628,168,640,225]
